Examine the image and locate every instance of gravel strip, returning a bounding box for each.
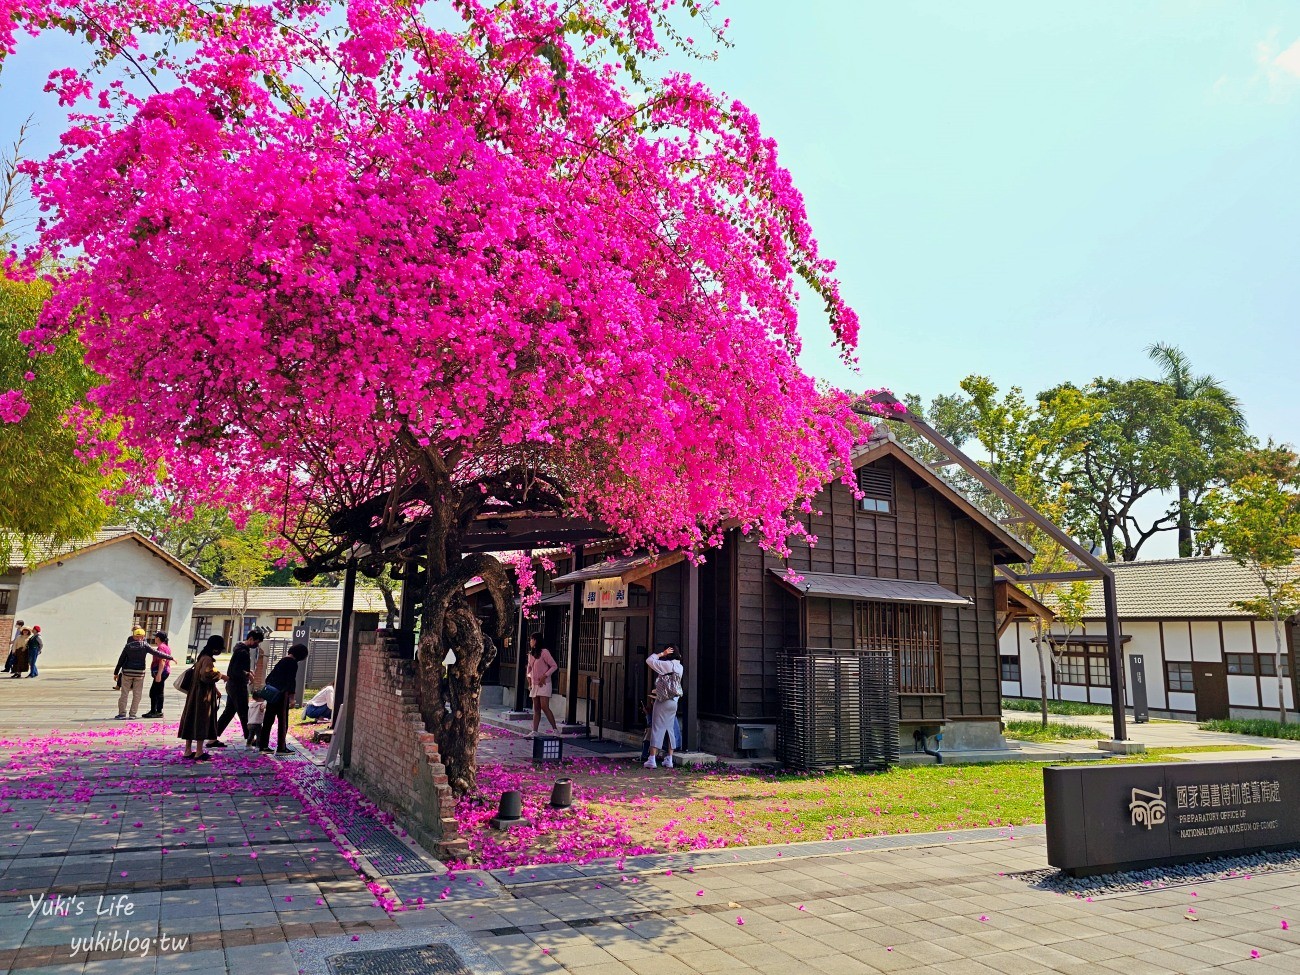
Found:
[1011,847,1300,898]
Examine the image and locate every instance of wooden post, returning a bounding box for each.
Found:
[398,574,417,658]
[331,559,356,731]
[512,554,530,713]
[565,546,585,726]
[685,560,700,752]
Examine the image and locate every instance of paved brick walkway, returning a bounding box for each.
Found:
[5,671,1300,974]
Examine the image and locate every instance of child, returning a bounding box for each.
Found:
[245,699,267,749]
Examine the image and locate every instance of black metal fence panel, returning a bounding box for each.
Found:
[778,648,899,771]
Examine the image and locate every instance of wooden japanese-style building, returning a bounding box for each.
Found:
[488,431,1034,758]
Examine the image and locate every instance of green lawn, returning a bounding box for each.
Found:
[1002,720,1098,742]
[1200,718,1300,741]
[1003,698,1115,716]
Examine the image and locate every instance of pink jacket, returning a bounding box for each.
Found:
[526,649,558,690]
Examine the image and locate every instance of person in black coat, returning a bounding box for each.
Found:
[209,628,264,748]
[257,643,308,755]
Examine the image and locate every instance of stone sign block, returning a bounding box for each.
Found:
[1044,759,1300,876]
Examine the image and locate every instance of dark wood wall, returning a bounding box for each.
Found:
[697,537,736,718]
[729,454,1002,724]
[653,562,684,652]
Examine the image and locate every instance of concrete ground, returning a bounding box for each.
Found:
[3,669,1300,974]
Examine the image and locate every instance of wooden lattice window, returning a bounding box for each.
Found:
[577,611,600,671]
[275,617,294,632]
[1166,661,1194,693]
[857,467,894,514]
[133,597,171,637]
[0,589,12,615]
[854,601,941,694]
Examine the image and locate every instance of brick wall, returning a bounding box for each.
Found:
[345,633,464,857]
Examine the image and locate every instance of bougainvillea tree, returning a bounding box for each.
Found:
[3,0,865,791]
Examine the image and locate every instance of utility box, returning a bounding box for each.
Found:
[736,724,767,753]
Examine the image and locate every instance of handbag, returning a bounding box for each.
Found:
[173,667,194,692]
[254,683,283,706]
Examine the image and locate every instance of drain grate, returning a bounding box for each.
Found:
[295,765,435,876]
[329,943,472,975]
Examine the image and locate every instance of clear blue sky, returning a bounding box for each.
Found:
[5,2,1300,555]
[676,1,1300,452]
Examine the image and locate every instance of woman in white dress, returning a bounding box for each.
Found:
[645,645,684,769]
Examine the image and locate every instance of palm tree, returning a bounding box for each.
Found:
[1146,343,1248,557]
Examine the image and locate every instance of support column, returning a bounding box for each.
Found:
[512,592,529,714]
[685,561,700,751]
[1103,572,1127,742]
[565,546,585,726]
[398,574,417,659]
[331,560,356,731]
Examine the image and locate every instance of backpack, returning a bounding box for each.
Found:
[655,668,682,700]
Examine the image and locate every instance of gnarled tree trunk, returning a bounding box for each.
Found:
[412,499,514,795]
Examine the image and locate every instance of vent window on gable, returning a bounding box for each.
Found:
[857,466,894,515]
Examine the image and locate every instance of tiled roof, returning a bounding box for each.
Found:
[1081,556,1300,620]
[7,527,135,568]
[192,586,392,614]
[9,527,211,589]
[770,569,972,606]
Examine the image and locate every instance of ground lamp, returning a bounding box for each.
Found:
[489,790,525,830]
[549,778,573,809]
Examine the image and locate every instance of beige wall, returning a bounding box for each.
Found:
[15,543,199,669]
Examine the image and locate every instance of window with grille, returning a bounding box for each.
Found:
[0,589,12,615]
[133,597,171,636]
[275,617,294,632]
[1166,661,1194,693]
[1087,653,1111,687]
[1054,654,1086,685]
[1259,654,1291,678]
[854,601,941,694]
[193,616,212,644]
[1225,652,1256,675]
[1000,655,1021,682]
[857,467,894,515]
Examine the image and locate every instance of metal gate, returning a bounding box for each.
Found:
[777,648,899,771]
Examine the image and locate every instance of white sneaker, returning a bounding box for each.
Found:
[663,757,674,769]
[643,759,657,769]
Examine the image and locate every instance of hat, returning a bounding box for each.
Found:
[132,628,146,638]
[31,625,40,633]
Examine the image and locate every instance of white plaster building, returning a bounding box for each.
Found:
[999,556,1298,721]
[1,528,210,669]
[189,586,392,650]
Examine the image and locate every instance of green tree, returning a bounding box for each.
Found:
[217,518,277,620]
[120,489,242,579]
[1146,344,1249,557]
[1202,445,1300,724]
[951,377,1097,725]
[0,274,120,564]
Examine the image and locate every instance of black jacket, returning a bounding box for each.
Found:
[264,657,299,696]
[115,638,168,674]
[226,643,253,689]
